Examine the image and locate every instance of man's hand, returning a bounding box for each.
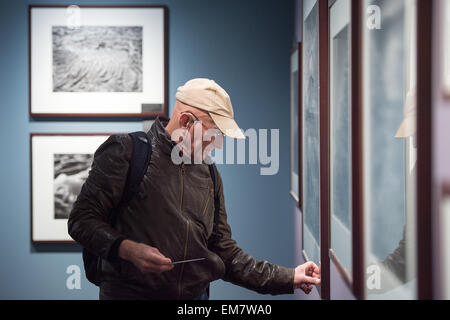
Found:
[118,239,174,274]
[293,261,321,294]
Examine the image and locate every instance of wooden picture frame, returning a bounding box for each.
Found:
[30,133,114,243]
[328,0,353,292]
[29,5,168,118]
[318,0,330,300]
[356,0,430,300]
[302,0,321,269]
[301,0,331,299]
[350,0,364,300]
[290,42,303,209]
[416,0,433,299]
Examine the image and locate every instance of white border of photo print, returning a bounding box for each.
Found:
[30,6,166,116]
[31,133,110,243]
[443,0,450,97]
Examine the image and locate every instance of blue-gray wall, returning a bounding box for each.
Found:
[0,0,295,299]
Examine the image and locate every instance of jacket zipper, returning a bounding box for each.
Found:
[178,219,190,299]
[177,163,189,299]
[180,163,185,210]
[201,187,212,216]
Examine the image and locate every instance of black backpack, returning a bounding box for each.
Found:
[82,131,220,296]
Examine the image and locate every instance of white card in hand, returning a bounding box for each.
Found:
[171,258,205,265]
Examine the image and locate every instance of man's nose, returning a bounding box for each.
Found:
[214,135,224,149]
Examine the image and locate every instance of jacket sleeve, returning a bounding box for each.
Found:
[380,226,407,283]
[68,134,132,260]
[368,226,410,294]
[208,170,295,295]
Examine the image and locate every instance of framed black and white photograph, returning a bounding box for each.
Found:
[362,0,418,299]
[329,0,352,285]
[302,0,321,265]
[290,42,301,207]
[29,5,167,118]
[31,133,111,243]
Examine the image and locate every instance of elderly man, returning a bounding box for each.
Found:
[68,78,321,300]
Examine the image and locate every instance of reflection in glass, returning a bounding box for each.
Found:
[330,0,352,275]
[363,0,417,299]
[302,0,320,263]
[291,49,299,201]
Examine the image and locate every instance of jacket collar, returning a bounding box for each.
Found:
[148,117,176,156]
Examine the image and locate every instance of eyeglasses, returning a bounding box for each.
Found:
[180,111,223,140]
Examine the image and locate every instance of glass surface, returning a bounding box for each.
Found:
[363,0,417,299]
[291,49,299,200]
[444,0,450,94]
[302,0,320,263]
[329,0,352,275]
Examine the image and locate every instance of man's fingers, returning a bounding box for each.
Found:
[142,262,174,274]
[157,263,174,272]
[304,275,321,285]
[305,261,319,272]
[152,249,171,261]
[147,251,172,265]
[300,284,312,294]
[153,248,172,263]
[295,281,315,294]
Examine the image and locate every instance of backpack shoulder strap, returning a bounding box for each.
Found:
[122,131,152,204]
[208,164,221,240]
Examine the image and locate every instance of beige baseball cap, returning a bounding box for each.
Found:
[175,78,245,139]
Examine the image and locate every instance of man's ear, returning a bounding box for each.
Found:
[179,113,192,129]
